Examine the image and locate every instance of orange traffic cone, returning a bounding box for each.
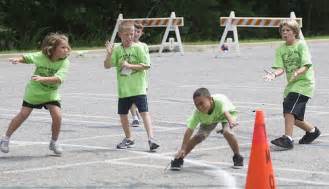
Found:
[245,109,276,189]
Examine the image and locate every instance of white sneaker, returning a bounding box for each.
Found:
[49,141,63,155]
[0,139,9,153]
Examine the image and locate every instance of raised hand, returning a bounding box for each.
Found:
[263,69,276,81]
[9,58,20,64]
[105,40,114,55]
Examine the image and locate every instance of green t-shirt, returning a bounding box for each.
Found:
[111,43,150,98]
[273,41,315,97]
[23,52,70,104]
[187,94,238,130]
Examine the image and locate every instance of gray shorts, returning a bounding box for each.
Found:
[196,122,233,139]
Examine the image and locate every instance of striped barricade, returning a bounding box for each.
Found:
[220,17,302,28]
[217,11,304,57]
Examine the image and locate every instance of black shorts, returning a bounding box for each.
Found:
[22,101,61,109]
[283,92,309,121]
[118,95,148,114]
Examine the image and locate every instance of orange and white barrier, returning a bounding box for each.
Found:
[218,11,304,57]
[110,12,184,55]
[220,17,302,28]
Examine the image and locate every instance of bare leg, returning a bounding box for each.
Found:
[47,105,62,141]
[295,119,314,132]
[119,114,132,139]
[5,106,33,137]
[139,112,153,139]
[183,135,204,157]
[284,113,295,137]
[223,131,240,154]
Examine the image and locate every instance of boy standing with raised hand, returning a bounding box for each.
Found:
[170,87,243,170]
[264,20,320,149]
[104,21,159,151]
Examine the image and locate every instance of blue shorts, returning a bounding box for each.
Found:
[22,100,61,109]
[283,92,309,121]
[118,95,148,114]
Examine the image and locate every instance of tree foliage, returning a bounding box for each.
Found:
[0,0,328,50]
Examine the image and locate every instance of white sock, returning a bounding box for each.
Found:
[285,135,293,141]
[3,136,10,141]
[51,139,57,144]
[309,127,316,133]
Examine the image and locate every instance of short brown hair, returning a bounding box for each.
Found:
[119,21,135,33]
[279,19,300,39]
[41,33,71,58]
[193,87,211,99]
[134,22,144,30]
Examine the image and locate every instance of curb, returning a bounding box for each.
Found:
[1,38,329,58]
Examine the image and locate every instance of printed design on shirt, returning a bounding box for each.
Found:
[282,48,300,74]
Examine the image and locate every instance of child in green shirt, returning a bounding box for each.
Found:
[170,87,243,170]
[264,20,320,149]
[0,33,71,155]
[129,22,150,127]
[104,21,159,151]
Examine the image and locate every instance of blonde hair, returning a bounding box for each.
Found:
[279,19,300,39]
[118,21,135,33]
[41,33,71,58]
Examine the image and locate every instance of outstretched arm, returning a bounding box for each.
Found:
[9,56,26,64]
[263,68,284,81]
[175,128,194,159]
[224,111,238,128]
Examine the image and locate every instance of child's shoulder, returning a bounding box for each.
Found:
[132,42,145,49]
[23,51,47,63]
[212,93,227,100]
[24,51,43,57]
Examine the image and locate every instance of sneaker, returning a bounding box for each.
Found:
[232,154,244,168]
[131,119,140,127]
[49,141,63,155]
[0,139,9,153]
[148,139,160,151]
[271,135,294,149]
[116,138,135,149]
[170,158,184,171]
[299,127,321,144]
